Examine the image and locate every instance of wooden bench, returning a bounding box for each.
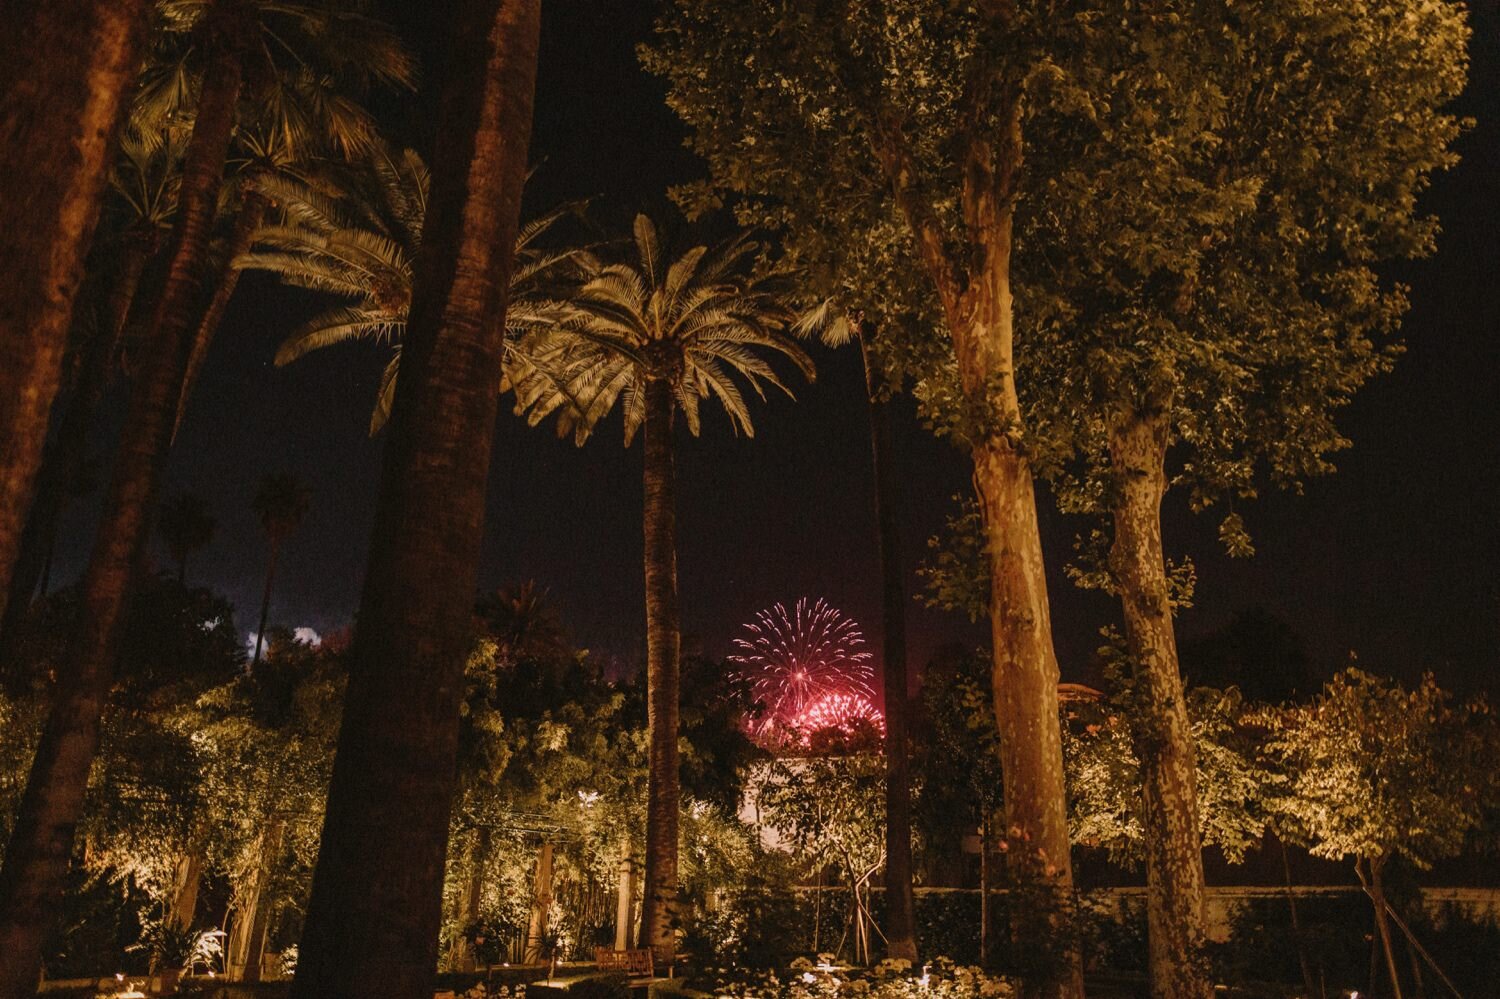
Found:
[594,947,655,979]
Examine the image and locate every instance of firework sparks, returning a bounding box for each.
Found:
[729,597,878,744]
[799,691,886,738]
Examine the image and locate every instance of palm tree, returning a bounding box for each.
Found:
[250,473,311,668]
[0,130,187,660]
[0,1,151,681]
[509,215,814,963]
[234,149,580,433]
[157,492,217,583]
[0,3,411,986]
[291,2,542,995]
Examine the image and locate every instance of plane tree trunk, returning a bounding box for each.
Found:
[1107,406,1211,999]
[288,3,540,996]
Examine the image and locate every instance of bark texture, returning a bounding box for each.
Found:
[524,841,556,963]
[1108,409,1211,999]
[861,338,918,962]
[0,232,156,665]
[640,375,682,965]
[288,2,539,996]
[0,16,247,991]
[0,0,150,645]
[872,58,1081,999]
[230,817,285,983]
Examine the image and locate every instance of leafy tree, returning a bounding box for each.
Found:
[643,8,1113,987]
[291,1,543,995]
[1006,3,1466,990]
[250,473,312,668]
[157,491,217,583]
[753,751,888,965]
[1064,684,1266,868]
[509,214,812,962]
[1259,670,1499,999]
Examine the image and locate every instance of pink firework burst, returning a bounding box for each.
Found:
[797,691,886,739]
[729,598,875,739]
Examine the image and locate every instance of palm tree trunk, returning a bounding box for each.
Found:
[860,337,918,963]
[1107,408,1211,999]
[0,232,157,667]
[173,186,270,437]
[0,18,247,993]
[641,374,681,967]
[614,848,636,950]
[288,3,540,997]
[0,0,150,649]
[252,539,281,669]
[169,850,204,932]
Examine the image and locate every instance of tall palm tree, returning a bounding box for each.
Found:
[291,2,542,995]
[250,473,311,668]
[509,215,814,962]
[0,130,188,661]
[234,149,580,433]
[0,1,151,681]
[157,491,217,583]
[0,3,411,987]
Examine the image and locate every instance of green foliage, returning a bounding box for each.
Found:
[1064,685,1267,865]
[1258,669,1498,869]
[707,957,1015,999]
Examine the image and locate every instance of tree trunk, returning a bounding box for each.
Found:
[524,841,555,964]
[0,231,156,666]
[1364,857,1405,999]
[452,826,492,971]
[0,18,247,993]
[169,850,204,932]
[1107,408,1211,999]
[252,539,281,669]
[979,813,990,969]
[1280,840,1319,999]
[879,81,1080,996]
[173,186,269,437]
[641,374,681,967]
[232,817,285,983]
[288,3,540,997]
[972,436,1080,998]
[614,850,636,950]
[860,337,918,963]
[0,0,150,648]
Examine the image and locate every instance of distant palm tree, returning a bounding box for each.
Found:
[235,149,580,433]
[157,492,216,583]
[250,473,311,669]
[509,215,813,962]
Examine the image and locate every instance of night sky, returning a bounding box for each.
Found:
[49,3,1500,695]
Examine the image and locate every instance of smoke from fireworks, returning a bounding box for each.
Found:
[729,597,882,745]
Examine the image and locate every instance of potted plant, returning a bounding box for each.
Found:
[134,919,197,992]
